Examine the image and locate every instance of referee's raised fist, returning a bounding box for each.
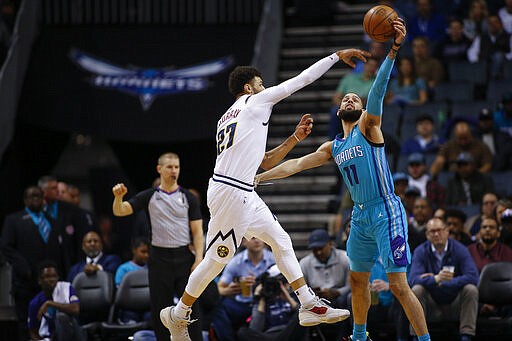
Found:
[112,183,128,196]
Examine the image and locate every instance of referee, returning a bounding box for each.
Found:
[112,152,203,341]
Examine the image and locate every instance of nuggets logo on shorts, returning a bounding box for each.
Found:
[216,245,230,258]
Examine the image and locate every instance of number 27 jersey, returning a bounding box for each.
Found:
[332,125,395,204]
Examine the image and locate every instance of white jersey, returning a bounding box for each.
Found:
[212,53,340,191]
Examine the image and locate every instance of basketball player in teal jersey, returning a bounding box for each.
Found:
[255,19,430,341]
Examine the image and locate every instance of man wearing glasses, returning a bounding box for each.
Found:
[409,218,479,341]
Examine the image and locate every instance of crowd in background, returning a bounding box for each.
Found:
[1,0,512,340]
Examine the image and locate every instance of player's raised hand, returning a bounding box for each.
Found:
[392,18,406,45]
[294,113,314,141]
[112,183,128,197]
[336,48,372,68]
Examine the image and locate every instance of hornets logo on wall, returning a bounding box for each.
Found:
[217,245,229,258]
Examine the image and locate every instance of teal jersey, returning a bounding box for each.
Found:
[332,125,394,204]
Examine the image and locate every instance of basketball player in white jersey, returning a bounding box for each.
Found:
[160,48,371,340]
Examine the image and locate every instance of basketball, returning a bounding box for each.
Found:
[363,5,398,42]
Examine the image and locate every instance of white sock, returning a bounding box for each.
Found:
[174,299,192,319]
[294,285,316,306]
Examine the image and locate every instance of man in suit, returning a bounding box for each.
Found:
[1,186,64,341]
[38,175,96,276]
[66,231,121,283]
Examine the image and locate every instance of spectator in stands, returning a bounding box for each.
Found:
[329,58,379,139]
[67,231,121,283]
[28,260,85,341]
[401,114,441,156]
[500,208,512,248]
[408,0,447,48]
[236,265,304,341]
[463,0,489,40]
[66,184,81,207]
[468,216,512,273]
[466,192,498,239]
[404,185,422,222]
[430,121,493,176]
[1,186,63,341]
[353,41,388,73]
[498,0,512,34]
[115,237,149,286]
[115,237,150,324]
[385,56,428,106]
[57,181,72,203]
[409,197,431,251]
[411,36,445,92]
[433,207,446,220]
[467,15,512,79]
[436,18,471,63]
[212,237,275,341]
[445,208,473,246]
[445,152,495,206]
[407,152,446,209]
[393,172,410,202]
[39,175,96,275]
[494,92,512,138]
[477,108,512,170]
[299,229,350,339]
[496,199,512,227]
[409,217,479,341]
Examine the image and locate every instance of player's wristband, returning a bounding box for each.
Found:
[392,42,401,51]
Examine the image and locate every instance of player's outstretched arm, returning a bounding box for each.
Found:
[256,141,333,183]
[360,19,406,140]
[252,49,371,106]
[260,114,313,170]
[112,183,134,216]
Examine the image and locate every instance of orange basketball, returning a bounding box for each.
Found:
[363,5,398,42]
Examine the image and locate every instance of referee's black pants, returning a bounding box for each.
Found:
[148,245,202,341]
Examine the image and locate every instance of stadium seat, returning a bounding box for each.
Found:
[451,101,495,119]
[101,269,150,338]
[449,61,487,84]
[433,81,474,102]
[381,104,403,136]
[490,171,512,198]
[486,79,512,105]
[72,271,114,337]
[476,262,512,338]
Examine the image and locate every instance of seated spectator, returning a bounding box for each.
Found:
[28,260,85,341]
[498,0,512,34]
[477,108,512,170]
[404,185,422,222]
[212,237,275,341]
[494,92,512,138]
[386,57,428,106]
[409,197,431,251]
[500,208,512,248]
[468,216,512,273]
[436,18,471,63]
[463,0,489,40]
[401,114,441,156]
[445,209,473,246]
[412,36,445,93]
[409,218,479,341]
[433,207,446,220]
[299,229,350,339]
[467,15,512,79]
[496,199,512,227]
[408,0,447,48]
[115,237,150,324]
[430,121,493,177]
[407,152,445,210]
[393,172,409,202]
[445,152,495,206]
[329,57,379,139]
[236,265,305,341]
[67,231,121,283]
[466,192,498,238]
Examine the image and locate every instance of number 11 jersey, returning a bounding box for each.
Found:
[332,125,395,204]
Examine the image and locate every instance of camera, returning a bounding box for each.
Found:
[255,271,285,302]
